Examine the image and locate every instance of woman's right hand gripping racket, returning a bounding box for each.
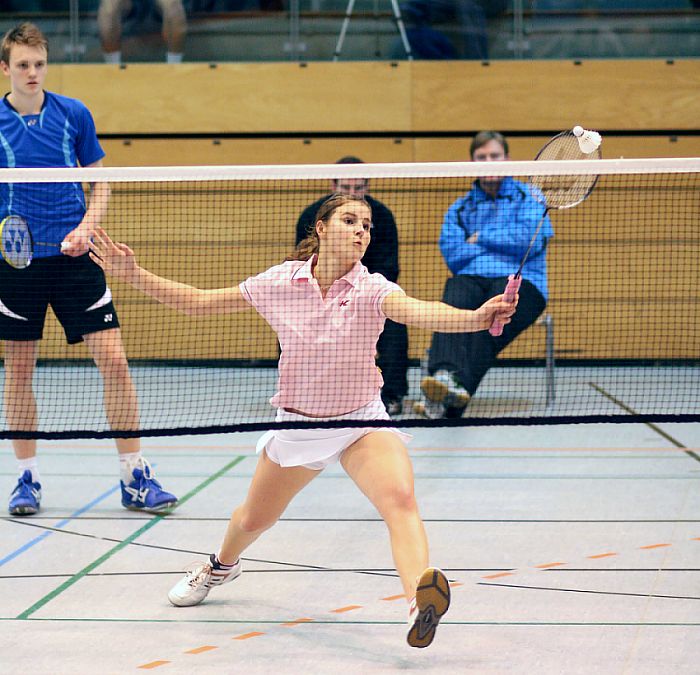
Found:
[1,215,68,269]
[489,125,602,336]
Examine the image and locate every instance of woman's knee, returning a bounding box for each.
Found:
[236,505,279,535]
[378,481,418,517]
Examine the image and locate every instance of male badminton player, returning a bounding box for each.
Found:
[0,23,177,515]
[415,131,553,419]
[90,194,517,648]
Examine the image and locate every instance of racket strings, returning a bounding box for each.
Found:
[529,132,601,210]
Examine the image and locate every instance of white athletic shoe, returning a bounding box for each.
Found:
[413,396,445,419]
[421,370,471,409]
[168,554,242,607]
[406,568,451,648]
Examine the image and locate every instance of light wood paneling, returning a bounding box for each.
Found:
[58,62,412,134]
[411,60,700,132]
[101,138,413,166]
[53,60,700,134]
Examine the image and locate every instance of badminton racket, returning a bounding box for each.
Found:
[1,215,69,269]
[489,126,602,336]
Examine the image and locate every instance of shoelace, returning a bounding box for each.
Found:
[184,562,212,589]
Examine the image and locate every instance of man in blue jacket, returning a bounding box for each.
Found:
[415,131,553,418]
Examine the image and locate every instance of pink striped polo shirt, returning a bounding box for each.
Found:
[239,256,403,416]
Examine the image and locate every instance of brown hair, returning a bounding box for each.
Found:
[1,23,49,64]
[470,131,508,159]
[286,194,371,262]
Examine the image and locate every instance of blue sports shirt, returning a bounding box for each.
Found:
[0,91,105,257]
[439,176,554,300]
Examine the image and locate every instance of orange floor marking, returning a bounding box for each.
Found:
[482,572,515,579]
[639,543,671,550]
[588,552,618,559]
[535,562,567,569]
[233,632,265,640]
[449,581,464,587]
[330,605,362,613]
[382,594,405,602]
[692,537,700,541]
[185,646,217,654]
[137,661,170,669]
[282,618,315,626]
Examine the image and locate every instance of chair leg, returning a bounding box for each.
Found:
[543,314,556,407]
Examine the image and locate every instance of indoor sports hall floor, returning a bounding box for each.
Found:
[1,368,698,674]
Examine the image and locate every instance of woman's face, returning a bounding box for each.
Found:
[317,200,372,264]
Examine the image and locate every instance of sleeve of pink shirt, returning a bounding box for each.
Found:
[238,262,294,314]
[367,272,404,319]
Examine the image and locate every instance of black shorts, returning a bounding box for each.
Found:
[0,254,120,344]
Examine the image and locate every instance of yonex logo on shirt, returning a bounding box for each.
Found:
[339,300,349,307]
[104,313,113,322]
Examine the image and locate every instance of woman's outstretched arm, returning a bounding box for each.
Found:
[89,226,249,316]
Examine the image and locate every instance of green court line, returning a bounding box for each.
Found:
[15,455,247,620]
[1,617,698,627]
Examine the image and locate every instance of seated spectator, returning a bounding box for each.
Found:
[391,0,507,60]
[295,157,409,416]
[98,0,187,63]
[415,131,553,418]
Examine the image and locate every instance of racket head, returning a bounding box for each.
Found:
[529,130,602,211]
[0,215,33,269]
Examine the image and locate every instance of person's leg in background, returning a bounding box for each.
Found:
[377,319,409,415]
[98,0,130,63]
[156,0,187,62]
[417,275,546,417]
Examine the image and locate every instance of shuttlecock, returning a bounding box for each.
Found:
[573,126,602,154]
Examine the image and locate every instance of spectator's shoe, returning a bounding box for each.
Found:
[168,554,242,607]
[407,567,451,648]
[120,459,178,513]
[8,470,41,516]
[383,398,404,417]
[421,370,471,409]
[413,396,445,419]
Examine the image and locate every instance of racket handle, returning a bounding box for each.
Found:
[489,274,521,337]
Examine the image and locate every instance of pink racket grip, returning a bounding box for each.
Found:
[489,274,521,337]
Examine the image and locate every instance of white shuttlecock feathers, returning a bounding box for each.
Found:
[573,125,602,154]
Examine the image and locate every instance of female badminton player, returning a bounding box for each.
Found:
[89,194,517,648]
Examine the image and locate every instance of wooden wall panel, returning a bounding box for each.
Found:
[101,138,413,166]
[54,61,700,134]
[58,62,412,134]
[410,60,700,132]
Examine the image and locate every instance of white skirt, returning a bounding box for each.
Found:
[256,398,411,471]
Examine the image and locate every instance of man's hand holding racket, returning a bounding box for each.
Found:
[61,224,94,256]
[89,226,139,283]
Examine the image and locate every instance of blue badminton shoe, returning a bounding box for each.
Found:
[8,470,42,516]
[120,459,178,513]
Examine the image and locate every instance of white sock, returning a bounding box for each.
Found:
[103,51,121,64]
[119,451,143,483]
[166,52,183,64]
[18,457,40,484]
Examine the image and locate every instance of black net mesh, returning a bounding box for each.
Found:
[0,160,698,438]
